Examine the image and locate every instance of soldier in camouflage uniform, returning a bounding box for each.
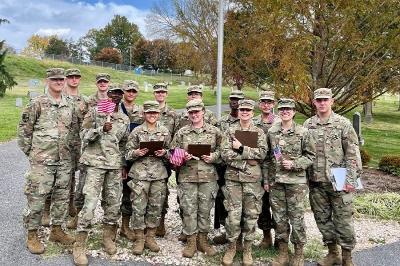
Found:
[266,99,316,266]
[171,99,222,258]
[221,99,267,266]
[18,68,76,254]
[72,85,130,266]
[119,80,144,242]
[213,90,244,245]
[152,83,177,237]
[125,101,171,255]
[303,88,362,266]
[71,73,112,230]
[253,90,278,249]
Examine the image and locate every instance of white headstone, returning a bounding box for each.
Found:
[16,98,23,107]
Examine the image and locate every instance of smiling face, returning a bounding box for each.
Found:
[278,107,295,122]
[188,109,204,124]
[259,99,275,114]
[313,98,334,116]
[229,97,240,110]
[238,108,254,122]
[154,90,168,103]
[187,91,202,101]
[107,90,124,105]
[96,79,109,92]
[144,111,159,125]
[123,89,138,103]
[46,78,65,93]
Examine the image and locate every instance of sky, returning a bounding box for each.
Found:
[0,0,160,52]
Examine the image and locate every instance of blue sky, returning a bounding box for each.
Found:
[0,0,160,52]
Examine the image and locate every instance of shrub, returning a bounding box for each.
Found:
[360,148,371,166]
[379,155,400,176]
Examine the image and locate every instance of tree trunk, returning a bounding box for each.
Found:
[363,101,373,123]
[398,93,400,111]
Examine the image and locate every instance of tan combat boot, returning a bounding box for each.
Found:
[236,233,243,252]
[120,215,136,241]
[291,244,304,266]
[317,243,341,266]
[103,224,117,255]
[197,232,217,256]
[49,225,75,245]
[155,214,166,237]
[213,232,228,245]
[73,231,88,266]
[243,240,253,266]
[342,248,354,266]
[222,241,236,266]
[145,227,160,252]
[26,230,45,254]
[132,229,145,255]
[41,199,51,227]
[178,231,187,242]
[271,241,289,266]
[67,208,81,229]
[182,233,197,258]
[258,229,272,249]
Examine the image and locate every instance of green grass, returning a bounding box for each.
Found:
[354,192,400,221]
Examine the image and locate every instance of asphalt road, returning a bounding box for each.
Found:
[0,103,398,265]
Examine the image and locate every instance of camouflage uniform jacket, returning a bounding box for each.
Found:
[303,112,362,187]
[174,109,217,133]
[80,107,130,169]
[86,93,101,109]
[17,94,74,165]
[218,113,239,132]
[171,123,222,183]
[264,122,315,185]
[221,122,267,183]
[125,122,171,181]
[120,101,144,132]
[158,104,177,135]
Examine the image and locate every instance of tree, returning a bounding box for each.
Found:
[226,0,400,116]
[0,19,17,97]
[147,0,219,86]
[21,34,50,58]
[94,47,123,64]
[45,36,70,56]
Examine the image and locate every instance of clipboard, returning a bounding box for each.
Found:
[330,167,363,191]
[235,130,258,148]
[139,141,164,155]
[187,144,211,157]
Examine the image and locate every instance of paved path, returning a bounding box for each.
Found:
[1,104,399,265]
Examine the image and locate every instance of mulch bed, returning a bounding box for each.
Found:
[358,167,400,194]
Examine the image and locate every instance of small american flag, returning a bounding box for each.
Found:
[170,148,186,167]
[97,99,116,114]
[267,113,275,124]
[273,144,282,160]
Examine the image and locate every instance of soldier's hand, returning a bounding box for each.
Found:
[103,122,113,132]
[134,148,148,157]
[263,184,269,192]
[155,149,166,157]
[184,151,193,161]
[282,159,294,170]
[232,137,242,150]
[343,183,355,192]
[201,154,212,163]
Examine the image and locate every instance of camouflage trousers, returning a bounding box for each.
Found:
[270,183,307,244]
[178,181,218,236]
[77,167,122,231]
[23,163,72,230]
[309,181,356,250]
[128,179,167,230]
[223,180,264,242]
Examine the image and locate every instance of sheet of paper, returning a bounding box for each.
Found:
[330,167,363,191]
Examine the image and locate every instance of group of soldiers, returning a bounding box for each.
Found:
[17,67,362,266]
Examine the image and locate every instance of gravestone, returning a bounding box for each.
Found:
[180,81,185,86]
[28,79,41,99]
[16,98,23,107]
[353,112,364,145]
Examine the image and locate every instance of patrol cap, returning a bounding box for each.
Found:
[107,84,124,93]
[314,88,333,99]
[186,99,205,112]
[96,73,111,83]
[229,90,245,99]
[277,98,296,109]
[259,90,275,101]
[65,68,81,77]
[122,80,139,91]
[238,99,255,110]
[187,85,203,94]
[153,82,168,92]
[143,100,160,113]
[46,68,65,79]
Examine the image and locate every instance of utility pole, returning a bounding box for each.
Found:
[216,0,224,119]
[129,46,132,71]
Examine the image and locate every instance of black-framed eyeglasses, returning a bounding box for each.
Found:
[239,108,252,112]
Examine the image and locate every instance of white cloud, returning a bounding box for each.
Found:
[0,0,151,52]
